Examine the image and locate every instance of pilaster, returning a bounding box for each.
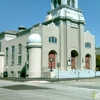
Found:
[59,21,67,70]
[78,24,85,70]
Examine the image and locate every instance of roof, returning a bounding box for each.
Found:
[0,30,18,36]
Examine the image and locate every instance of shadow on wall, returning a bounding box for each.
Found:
[20,63,26,78]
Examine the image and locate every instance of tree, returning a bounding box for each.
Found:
[96,55,100,71]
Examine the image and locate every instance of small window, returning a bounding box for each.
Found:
[72,0,75,8]
[18,56,21,65]
[49,37,51,42]
[67,0,70,6]
[54,0,57,8]
[6,47,8,65]
[55,38,57,43]
[12,46,15,65]
[85,42,91,48]
[19,44,22,54]
[27,49,29,63]
[49,36,57,44]
[11,71,14,77]
[58,0,61,6]
[18,71,20,77]
[52,37,55,43]
[18,44,22,65]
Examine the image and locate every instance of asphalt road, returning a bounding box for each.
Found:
[0,77,100,100]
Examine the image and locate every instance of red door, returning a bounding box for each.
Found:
[48,53,55,69]
[85,57,90,69]
[71,57,75,69]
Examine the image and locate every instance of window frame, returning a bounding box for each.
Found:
[18,44,22,65]
[85,42,91,48]
[49,36,57,44]
[6,47,8,65]
[11,46,15,65]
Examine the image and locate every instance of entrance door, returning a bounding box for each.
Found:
[71,50,78,69]
[48,51,56,69]
[85,54,91,69]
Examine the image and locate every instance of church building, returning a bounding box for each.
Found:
[0,0,96,78]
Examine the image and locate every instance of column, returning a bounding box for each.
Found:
[75,0,78,8]
[0,53,4,77]
[26,45,42,78]
[78,24,85,70]
[66,21,72,71]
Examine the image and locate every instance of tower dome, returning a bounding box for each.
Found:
[27,34,41,43]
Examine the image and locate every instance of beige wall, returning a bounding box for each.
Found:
[84,31,95,71]
[0,52,4,76]
[42,24,59,70]
[0,21,96,78]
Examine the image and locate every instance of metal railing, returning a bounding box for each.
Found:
[72,68,80,78]
[91,70,96,77]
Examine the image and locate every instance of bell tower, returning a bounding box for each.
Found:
[45,0,84,24]
[45,0,85,71]
[51,0,78,10]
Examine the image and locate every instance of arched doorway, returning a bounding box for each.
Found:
[85,54,91,69]
[48,50,57,70]
[71,50,78,69]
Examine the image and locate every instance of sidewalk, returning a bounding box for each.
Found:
[0,76,100,82]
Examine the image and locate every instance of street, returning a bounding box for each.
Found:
[0,78,100,100]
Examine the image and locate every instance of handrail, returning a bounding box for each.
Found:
[72,68,80,78]
[91,70,96,77]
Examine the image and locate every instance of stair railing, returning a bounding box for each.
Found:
[72,68,80,78]
[91,70,96,77]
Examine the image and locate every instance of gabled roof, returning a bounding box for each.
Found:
[0,30,18,36]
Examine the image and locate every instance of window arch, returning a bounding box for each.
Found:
[49,36,57,43]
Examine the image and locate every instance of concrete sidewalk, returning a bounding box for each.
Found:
[0,76,100,82]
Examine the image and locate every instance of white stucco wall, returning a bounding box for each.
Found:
[84,31,95,71]
[0,52,4,76]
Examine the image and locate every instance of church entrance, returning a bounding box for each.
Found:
[48,50,57,70]
[71,50,78,69]
[85,54,91,69]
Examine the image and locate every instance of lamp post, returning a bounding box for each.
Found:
[50,58,53,71]
[57,62,60,81]
[82,58,84,63]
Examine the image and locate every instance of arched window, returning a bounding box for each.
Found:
[0,42,1,52]
[67,0,70,6]
[85,42,91,48]
[12,46,15,65]
[6,47,8,65]
[18,44,22,65]
[49,36,57,43]
[58,0,61,6]
[54,0,57,8]
[72,0,75,8]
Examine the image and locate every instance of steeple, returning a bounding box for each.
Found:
[45,0,85,24]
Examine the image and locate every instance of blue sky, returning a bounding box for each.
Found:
[0,0,100,47]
